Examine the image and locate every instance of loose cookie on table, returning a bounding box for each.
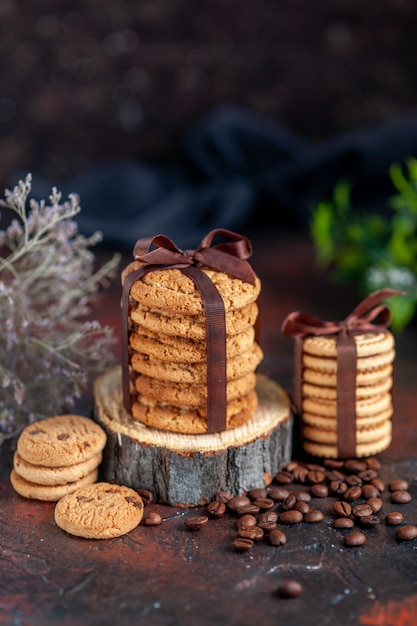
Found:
[54,482,144,539]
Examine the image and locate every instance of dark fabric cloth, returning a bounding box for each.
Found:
[23,105,417,251]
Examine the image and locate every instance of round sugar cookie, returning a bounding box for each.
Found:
[134,371,256,407]
[13,451,102,486]
[302,377,393,400]
[123,261,261,315]
[302,392,392,418]
[131,389,258,434]
[129,325,255,363]
[10,467,98,501]
[302,419,391,445]
[54,482,144,539]
[302,429,392,459]
[302,332,394,358]
[130,342,263,384]
[130,301,259,340]
[302,349,395,374]
[301,406,393,430]
[303,364,393,387]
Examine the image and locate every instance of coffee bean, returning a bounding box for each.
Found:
[233,537,254,551]
[352,503,374,518]
[332,517,354,529]
[235,503,261,516]
[257,511,278,530]
[137,488,153,504]
[304,510,324,523]
[268,528,287,546]
[207,501,226,518]
[276,580,303,598]
[329,480,348,496]
[361,484,380,499]
[389,479,409,492]
[294,501,310,515]
[344,459,367,473]
[236,514,258,529]
[227,495,251,511]
[365,457,382,471]
[293,490,312,502]
[326,470,346,482]
[215,490,233,503]
[184,515,209,531]
[367,497,383,513]
[324,459,345,470]
[358,468,378,482]
[268,486,290,501]
[310,483,329,498]
[279,509,303,524]
[391,490,412,504]
[237,525,264,541]
[396,525,417,541]
[282,493,297,510]
[344,486,362,501]
[275,470,294,484]
[291,466,309,483]
[344,531,366,546]
[359,514,380,528]
[333,501,352,517]
[142,511,162,526]
[385,511,404,526]
[307,469,326,484]
[346,475,363,487]
[370,478,385,493]
[254,497,275,511]
[247,487,268,500]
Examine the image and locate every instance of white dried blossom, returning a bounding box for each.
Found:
[0,174,121,443]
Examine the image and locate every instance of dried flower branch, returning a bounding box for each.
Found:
[0,174,121,443]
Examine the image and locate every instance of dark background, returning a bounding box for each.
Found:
[1,0,417,245]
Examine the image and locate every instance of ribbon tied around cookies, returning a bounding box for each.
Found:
[281,288,406,458]
[122,229,258,433]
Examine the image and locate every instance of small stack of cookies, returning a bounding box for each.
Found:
[122,262,263,434]
[10,415,107,501]
[299,331,395,458]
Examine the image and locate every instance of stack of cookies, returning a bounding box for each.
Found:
[10,415,107,501]
[299,331,395,458]
[122,262,263,434]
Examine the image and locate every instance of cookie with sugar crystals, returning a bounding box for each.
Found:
[13,451,102,486]
[129,326,255,363]
[54,482,144,539]
[302,377,392,400]
[302,392,392,418]
[130,301,259,340]
[17,415,107,468]
[131,389,258,434]
[131,342,264,384]
[134,371,256,407]
[302,332,394,358]
[123,261,261,316]
[10,467,99,501]
[302,431,392,458]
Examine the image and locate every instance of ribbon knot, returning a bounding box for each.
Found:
[122,228,258,434]
[281,288,406,459]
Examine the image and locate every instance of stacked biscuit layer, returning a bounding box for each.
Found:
[10,415,106,501]
[299,332,395,458]
[123,261,263,434]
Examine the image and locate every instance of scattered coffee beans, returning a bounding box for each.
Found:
[385,511,404,526]
[391,490,412,504]
[396,525,417,541]
[344,531,367,547]
[276,580,303,599]
[184,515,208,531]
[268,529,287,546]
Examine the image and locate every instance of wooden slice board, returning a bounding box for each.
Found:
[93,367,294,507]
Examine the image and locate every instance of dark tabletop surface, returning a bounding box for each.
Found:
[1,229,417,626]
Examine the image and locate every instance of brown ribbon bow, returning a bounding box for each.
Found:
[281,288,406,458]
[122,228,257,433]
